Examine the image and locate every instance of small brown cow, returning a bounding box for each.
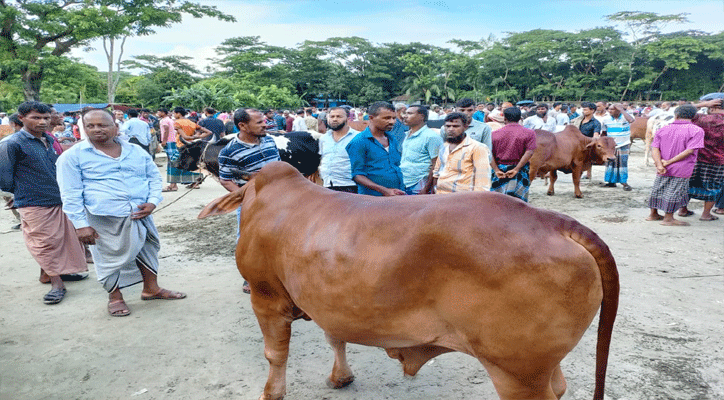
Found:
[198,162,619,400]
[529,126,617,198]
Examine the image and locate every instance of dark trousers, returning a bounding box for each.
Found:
[128,137,154,159]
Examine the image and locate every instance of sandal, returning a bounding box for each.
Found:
[242,281,251,294]
[43,287,66,305]
[162,186,178,192]
[678,210,695,217]
[713,209,724,215]
[108,300,131,317]
[699,215,719,221]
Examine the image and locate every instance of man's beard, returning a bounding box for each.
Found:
[537,112,546,118]
[446,133,465,144]
[328,120,347,131]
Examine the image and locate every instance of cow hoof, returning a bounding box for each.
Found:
[547,191,554,196]
[327,374,355,389]
[259,394,284,400]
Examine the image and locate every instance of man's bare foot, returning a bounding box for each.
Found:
[646,214,664,221]
[661,219,690,226]
[141,288,186,300]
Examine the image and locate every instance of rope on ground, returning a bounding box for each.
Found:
[152,174,209,215]
[671,274,724,279]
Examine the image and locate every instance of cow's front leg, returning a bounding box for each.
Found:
[325,333,355,389]
[252,297,293,400]
[571,165,584,198]
[547,170,558,196]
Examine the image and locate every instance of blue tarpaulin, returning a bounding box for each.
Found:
[52,103,110,114]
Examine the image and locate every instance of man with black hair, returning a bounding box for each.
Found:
[199,107,225,143]
[523,103,557,131]
[119,108,152,154]
[345,102,406,196]
[401,105,443,194]
[490,107,537,201]
[319,107,359,193]
[440,98,493,152]
[218,108,281,294]
[0,101,88,305]
[430,112,491,194]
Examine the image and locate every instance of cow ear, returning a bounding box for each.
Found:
[198,184,248,219]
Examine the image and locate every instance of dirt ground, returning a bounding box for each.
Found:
[1,143,722,400]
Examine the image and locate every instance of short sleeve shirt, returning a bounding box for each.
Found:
[651,121,704,178]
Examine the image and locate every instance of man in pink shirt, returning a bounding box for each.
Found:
[157,108,179,192]
[647,104,704,226]
[490,107,537,202]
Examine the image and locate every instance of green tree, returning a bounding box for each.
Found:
[0,0,233,101]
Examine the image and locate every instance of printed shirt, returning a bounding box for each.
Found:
[602,114,631,148]
[491,123,537,165]
[692,113,724,165]
[433,136,491,194]
[119,118,152,146]
[651,120,705,178]
[218,135,281,186]
[318,128,360,187]
[400,125,444,187]
[56,138,163,229]
[345,127,405,196]
[0,129,63,207]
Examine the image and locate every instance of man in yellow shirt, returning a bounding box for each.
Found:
[429,112,492,194]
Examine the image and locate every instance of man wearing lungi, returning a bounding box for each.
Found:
[678,98,724,221]
[0,101,88,305]
[57,109,185,317]
[490,107,537,202]
[601,103,635,191]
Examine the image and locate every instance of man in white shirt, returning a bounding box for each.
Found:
[523,104,557,131]
[119,109,152,154]
[292,109,307,131]
[318,107,359,193]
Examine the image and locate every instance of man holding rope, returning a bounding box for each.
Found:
[57,109,185,317]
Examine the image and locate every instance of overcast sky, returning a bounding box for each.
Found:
[70,0,724,73]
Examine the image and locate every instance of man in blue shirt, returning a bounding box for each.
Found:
[0,101,87,305]
[345,102,405,196]
[57,109,185,317]
[400,105,443,194]
[119,108,152,154]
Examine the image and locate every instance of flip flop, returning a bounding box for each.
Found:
[700,215,719,221]
[162,187,178,192]
[108,300,131,317]
[679,210,695,217]
[713,209,724,215]
[141,288,186,300]
[43,287,66,305]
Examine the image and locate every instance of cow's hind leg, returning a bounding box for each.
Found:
[483,361,558,400]
[253,299,293,400]
[325,334,355,389]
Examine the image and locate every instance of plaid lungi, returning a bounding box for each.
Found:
[490,164,531,202]
[605,144,629,184]
[647,175,689,213]
[165,142,201,184]
[688,161,724,202]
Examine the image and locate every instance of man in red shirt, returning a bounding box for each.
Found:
[490,107,537,202]
[678,98,724,221]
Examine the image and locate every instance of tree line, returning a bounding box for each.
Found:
[1,2,722,112]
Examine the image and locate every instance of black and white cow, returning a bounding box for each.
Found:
[175,131,321,179]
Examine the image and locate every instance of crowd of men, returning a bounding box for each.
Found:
[1,95,722,308]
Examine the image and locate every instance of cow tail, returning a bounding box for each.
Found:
[564,219,619,400]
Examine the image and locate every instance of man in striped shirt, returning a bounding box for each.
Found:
[602,103,635,191]
[218,108,281,294]
[430,112,492,194]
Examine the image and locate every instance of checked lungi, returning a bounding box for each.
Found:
[87,213,160,293]
[165,142,201,184]
[605,144,629,184]
[491,164,531,202]
[647,176,690,213]
[688,162,724,202]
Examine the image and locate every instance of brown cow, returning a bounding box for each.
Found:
[198,162,619,400]
[529,126,617,198]
[629,116,648,143]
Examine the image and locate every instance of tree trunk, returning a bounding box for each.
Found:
[22,67,43,101]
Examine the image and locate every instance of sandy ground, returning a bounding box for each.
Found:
[1,143,722,400]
